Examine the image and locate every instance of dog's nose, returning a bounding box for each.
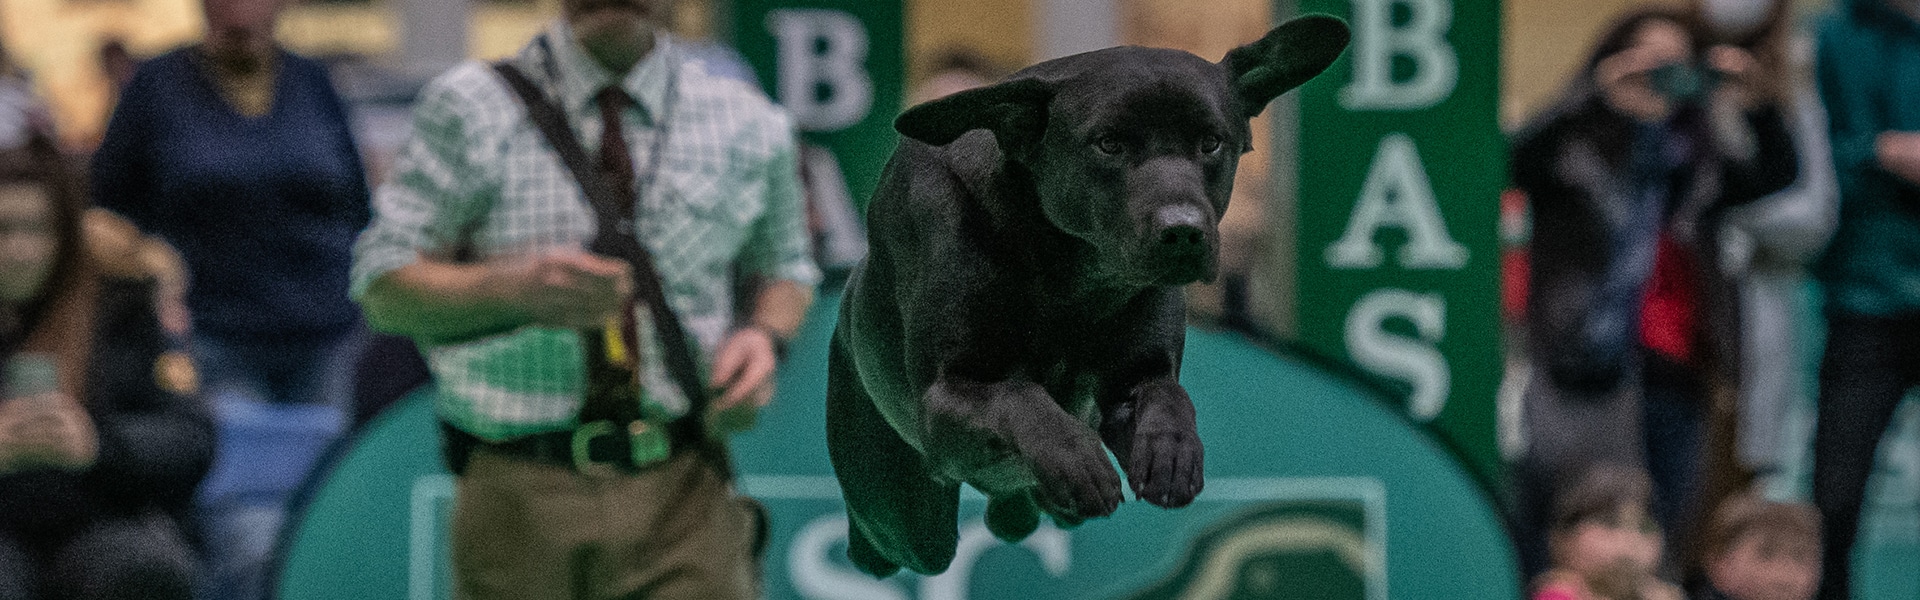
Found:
[1158,225,1204,247]
[1152,205,1208,250]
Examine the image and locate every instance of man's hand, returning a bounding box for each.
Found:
[0,394,99,475]
[1706,44,1770,112]
[1595,43,1677,123]
[709,327,778,412]
[703,279,812,436]
[1877,132,1920,187]
[498,250,635,329]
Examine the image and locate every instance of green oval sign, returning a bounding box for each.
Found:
[279,293,1519,599]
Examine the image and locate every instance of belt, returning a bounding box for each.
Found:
[477,418,684,476]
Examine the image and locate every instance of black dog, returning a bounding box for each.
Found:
[825,15,1350,577]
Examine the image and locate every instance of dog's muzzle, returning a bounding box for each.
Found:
[1143,205,1217,285]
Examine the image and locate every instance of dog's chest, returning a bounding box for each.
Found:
[1008,309,1140,377]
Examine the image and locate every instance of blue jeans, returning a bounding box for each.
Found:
[191,330,361,600]
[1640,352,1705,546]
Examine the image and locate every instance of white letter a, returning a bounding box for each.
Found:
[1324,133,1468,270]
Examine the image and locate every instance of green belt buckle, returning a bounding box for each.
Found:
[628,420,671,468]
[571,420,624,477]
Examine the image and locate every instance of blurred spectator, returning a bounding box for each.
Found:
[0,140,211,600]
[75,39,146,155]
[88,0,371,597]
[1533,464,1685,600]
[98,39,140,100]
[909,47,998,106]
[1806,0,1920,597]
[1698,494,1820,600]
[798,143,867,274]
[1677,0,1841,582]
[0,47,56,159]
[1508,7,1800,578]
[1694,0,1839,494]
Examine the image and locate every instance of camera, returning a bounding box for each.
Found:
[1648,62,1724,103]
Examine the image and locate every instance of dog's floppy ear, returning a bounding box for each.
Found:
[894,78,1054,152]
[1221,14,1351,118]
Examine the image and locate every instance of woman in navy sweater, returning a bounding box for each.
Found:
[89,0,369,598]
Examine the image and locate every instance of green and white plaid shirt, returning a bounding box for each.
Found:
[351,22,820,441]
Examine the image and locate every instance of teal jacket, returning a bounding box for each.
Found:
[1816,0,1920,316]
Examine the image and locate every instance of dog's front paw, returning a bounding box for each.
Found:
[1128,427,1204,508]
[1026,432,1124,521]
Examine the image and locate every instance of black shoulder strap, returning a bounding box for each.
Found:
[489,62,712,431]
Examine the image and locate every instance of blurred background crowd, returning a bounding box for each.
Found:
[0,0,1914,598]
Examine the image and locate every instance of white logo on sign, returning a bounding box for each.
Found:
[1345,290,1450,421]
[790,515,908,600]
[787,514,1070,600]
[1340,0,1459,111]
[767,9,875,132]
[1325,133,1468,270]
[409,475,455,600]
[921,522,1069,600]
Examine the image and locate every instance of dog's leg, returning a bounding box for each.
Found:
[827,333,961,576]
[925,379,1124,524]
[1097,396,1138,467]
[1083,287,1204,509]
[1101,377,1204,508]
[984,491,1041,542]
[846,523,895,577]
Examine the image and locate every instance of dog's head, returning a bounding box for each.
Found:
[895,15,1349,287]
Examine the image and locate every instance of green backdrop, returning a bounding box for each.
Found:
[725,0,904,211]
[1289,0,1508,487]
[277,3,1529,596]
[278,291,1521,600]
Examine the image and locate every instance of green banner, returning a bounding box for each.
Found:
[726,0,904,213]
[1287,0,1507,485]
[277,294,1521,600]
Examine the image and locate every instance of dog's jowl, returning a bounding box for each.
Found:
[825,15,1351,577]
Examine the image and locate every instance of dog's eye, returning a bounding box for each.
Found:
[1095,135,1126,156]
[1200,135,1224,154]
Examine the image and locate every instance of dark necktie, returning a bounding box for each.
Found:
[594,86,641,372]
[596,87,637,196]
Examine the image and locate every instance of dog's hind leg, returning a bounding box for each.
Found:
[826,333,962,576]
[845,521,895,577]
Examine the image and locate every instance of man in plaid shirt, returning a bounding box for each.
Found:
[350,0,818,596]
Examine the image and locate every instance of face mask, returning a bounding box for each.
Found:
[1700,0,1773,38]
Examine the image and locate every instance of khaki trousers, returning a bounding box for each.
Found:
[450,448,762,600]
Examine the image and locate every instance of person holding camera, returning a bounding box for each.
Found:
[1806,0,1920,598]
[1508,7,1800,580]
[0,143,210,600]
